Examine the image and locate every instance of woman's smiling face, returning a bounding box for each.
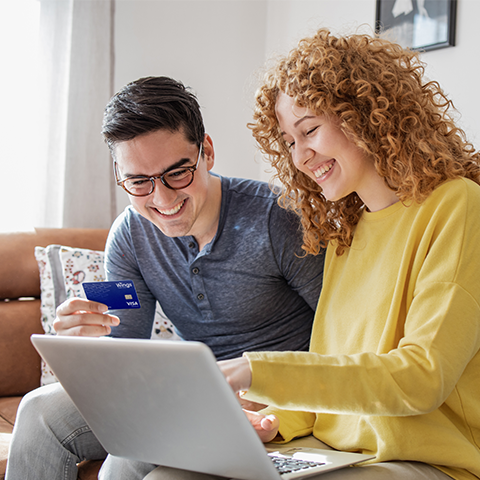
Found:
[275,93,399,212]
[275,92,378,204]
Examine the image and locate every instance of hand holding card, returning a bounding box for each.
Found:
[82,280,141,310]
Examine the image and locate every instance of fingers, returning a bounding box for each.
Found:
[260,414,280,434]
[217,357,252,394]
[243,410,280,443]
[53,297,120,337]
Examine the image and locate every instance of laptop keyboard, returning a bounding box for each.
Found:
[271,455,326,475]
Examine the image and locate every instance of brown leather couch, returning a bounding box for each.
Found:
[0,228,110,480]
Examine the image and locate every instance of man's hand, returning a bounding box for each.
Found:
[243,410,280,443]
[53,297,120,336]
[217,356,252,394]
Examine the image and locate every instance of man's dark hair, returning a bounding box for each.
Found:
[102,76,205,152]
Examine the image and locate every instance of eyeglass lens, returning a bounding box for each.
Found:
[123,167,195,195]
[118,144,202,196]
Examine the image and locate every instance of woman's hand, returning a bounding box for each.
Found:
[219,358,281,443]
[237,395,267,412]
[217,356,252,394]
[243,410,280,443]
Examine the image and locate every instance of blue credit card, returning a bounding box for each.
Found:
[82,280,141,310]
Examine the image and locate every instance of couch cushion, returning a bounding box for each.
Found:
[0,397,22,431]
[0,300,44,396]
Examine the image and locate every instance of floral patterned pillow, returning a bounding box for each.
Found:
[60,247,105,300]
[35,245,177,385]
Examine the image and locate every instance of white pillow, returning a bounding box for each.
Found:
[35,245,178,386]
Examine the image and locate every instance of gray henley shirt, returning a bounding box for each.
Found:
[106,175,325,360]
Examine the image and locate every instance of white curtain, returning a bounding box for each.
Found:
[38,0,116,229]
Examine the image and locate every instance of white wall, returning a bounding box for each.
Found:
[262,0,479,156]
[114,0,269,212]
[114,0,480,211]
[261,0,378,181]
[417,0,480,145]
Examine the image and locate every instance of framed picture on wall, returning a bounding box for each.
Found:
[375,0,457,51]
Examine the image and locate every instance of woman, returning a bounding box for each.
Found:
[218,29,480,480]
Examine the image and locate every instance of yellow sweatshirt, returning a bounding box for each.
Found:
[244,178,480,480]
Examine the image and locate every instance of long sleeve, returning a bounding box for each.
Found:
[244,178,480,479]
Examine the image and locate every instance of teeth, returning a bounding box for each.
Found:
[158,200,185,216]
[314,161,334,178]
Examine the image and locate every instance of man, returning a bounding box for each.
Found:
[6,76,324,480]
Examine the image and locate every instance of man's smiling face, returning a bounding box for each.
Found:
[113,128,219,244]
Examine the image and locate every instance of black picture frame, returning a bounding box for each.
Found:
[375,0,457,52]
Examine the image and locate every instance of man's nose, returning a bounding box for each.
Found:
[150,178,178,204]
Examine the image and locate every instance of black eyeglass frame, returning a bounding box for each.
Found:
[114,144,203,196]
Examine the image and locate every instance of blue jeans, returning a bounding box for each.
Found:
[5,383,158,480]
[6,384,453,480]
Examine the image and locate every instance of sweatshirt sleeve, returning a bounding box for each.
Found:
[258,406,316,443]
[243,179,480,418]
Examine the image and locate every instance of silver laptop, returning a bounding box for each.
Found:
[31,335,374,480]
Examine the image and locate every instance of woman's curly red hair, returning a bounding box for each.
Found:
[249,29,480,255]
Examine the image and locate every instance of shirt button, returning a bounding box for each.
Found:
[192,267,199,275]
[188,242,195,248]
[197,293,204,300]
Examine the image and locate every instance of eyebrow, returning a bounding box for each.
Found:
[122,157,192,178]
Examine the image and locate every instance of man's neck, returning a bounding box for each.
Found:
[194,175,222,251]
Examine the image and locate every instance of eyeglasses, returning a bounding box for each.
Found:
[114,144,203,197]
